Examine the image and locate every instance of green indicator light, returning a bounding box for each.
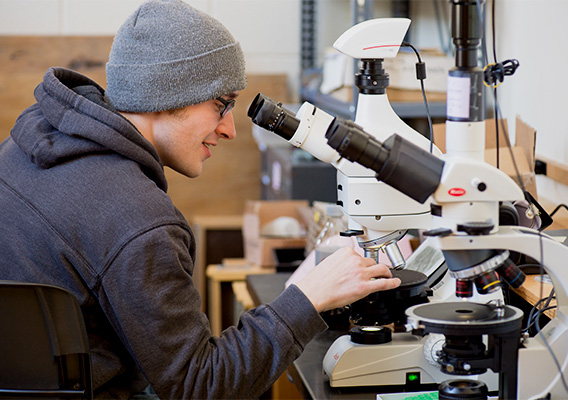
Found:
[407,373,419,382]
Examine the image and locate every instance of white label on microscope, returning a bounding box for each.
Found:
[446,76,471,119]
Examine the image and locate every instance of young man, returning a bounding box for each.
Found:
[0,0,401,398]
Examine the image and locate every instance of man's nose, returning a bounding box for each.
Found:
[217,111,237,139]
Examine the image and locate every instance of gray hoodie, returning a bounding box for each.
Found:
[0,67,327,399]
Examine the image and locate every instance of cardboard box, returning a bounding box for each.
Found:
[383,50,454,93]
[433,116,537,198]
[243,200,309,267]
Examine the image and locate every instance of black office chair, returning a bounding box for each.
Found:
[0,281,93,399]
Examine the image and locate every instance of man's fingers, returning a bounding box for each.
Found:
[364,263,394,279]
[369,276,402,291]
[365,264,401,289]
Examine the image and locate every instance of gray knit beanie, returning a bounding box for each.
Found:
[105,0,247,112]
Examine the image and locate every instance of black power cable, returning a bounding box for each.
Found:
[401,41,434,153]
[550,203,568,218]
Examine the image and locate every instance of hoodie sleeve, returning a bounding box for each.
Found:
[96,223,327,399]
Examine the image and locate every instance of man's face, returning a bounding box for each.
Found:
[149,94,238,178]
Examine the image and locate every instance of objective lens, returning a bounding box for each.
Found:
[474,271,501,295]
[497,258,526,289]
[455,279,473,298]
[247,93,299,141]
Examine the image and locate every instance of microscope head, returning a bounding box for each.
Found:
[333,18,410,60]
[333,18,411,97]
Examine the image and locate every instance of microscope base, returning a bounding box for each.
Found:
[322,334,498,391]
[517,317,568,398]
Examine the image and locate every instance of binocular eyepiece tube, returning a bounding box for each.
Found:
[247,93,300,141]
[247,93,444,205]
[325,118,445,205]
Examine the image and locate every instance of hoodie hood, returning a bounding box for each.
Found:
[11,67,167,191]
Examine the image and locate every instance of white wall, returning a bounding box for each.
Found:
[493,0,568,205]
[1,0,566,203]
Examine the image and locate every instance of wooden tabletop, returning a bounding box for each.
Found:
[512,274,556,319]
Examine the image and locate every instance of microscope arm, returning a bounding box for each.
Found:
[428,226,568,315]
[423,226,568,399]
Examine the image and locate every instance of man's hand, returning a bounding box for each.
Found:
[294,247,402,313]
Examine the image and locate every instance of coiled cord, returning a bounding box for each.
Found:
[483,59,520,88]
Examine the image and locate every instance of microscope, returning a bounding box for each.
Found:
[249,1,568,397]
[248,8,506,393]
[320,54,568,400]
[316,2,568,398]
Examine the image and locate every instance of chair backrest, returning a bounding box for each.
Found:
[0,281,92,399]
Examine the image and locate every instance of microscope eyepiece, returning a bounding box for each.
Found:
[325,118,389,172]
[326,117,444,204]
[247,93,299,141]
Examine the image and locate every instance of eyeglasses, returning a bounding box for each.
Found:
[216,97,236,118]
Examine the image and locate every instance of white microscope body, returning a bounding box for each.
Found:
[318,42,568,396]
[321,110,507,390]
[321,94,568,397]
